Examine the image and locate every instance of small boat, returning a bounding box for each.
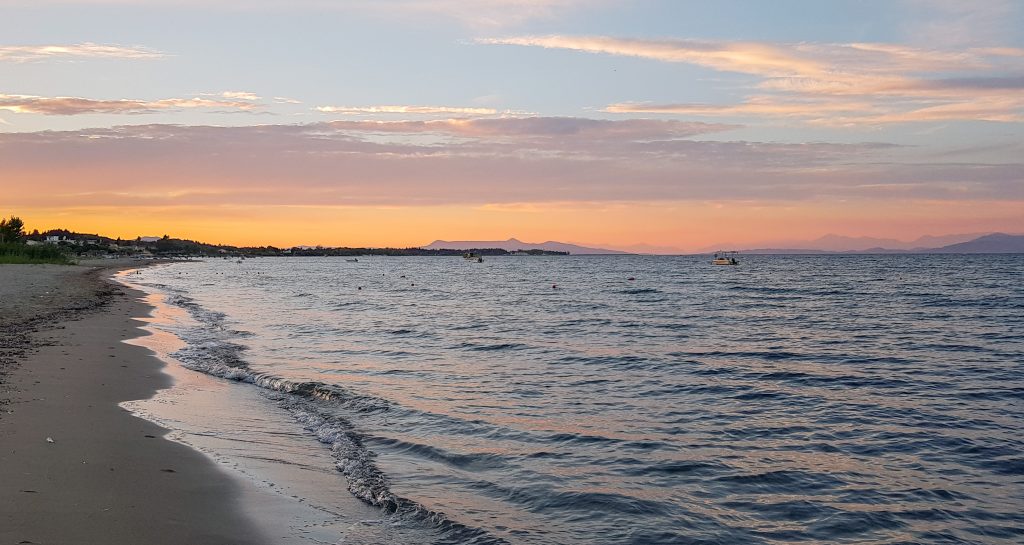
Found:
[346,258,359,262]
[712,251,739,266]
[463,252,480,260]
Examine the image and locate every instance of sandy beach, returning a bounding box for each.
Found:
[0,262,275,545]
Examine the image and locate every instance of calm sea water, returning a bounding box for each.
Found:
[123,255,1024,544]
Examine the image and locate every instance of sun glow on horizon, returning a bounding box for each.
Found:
[13,197,1023,252]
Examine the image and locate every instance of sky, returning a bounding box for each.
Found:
[1,0,1022,252]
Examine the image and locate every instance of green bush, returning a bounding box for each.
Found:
[0,242,71,264]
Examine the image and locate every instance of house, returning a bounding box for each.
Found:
[45,235,68,244]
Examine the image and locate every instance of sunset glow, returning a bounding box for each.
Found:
[2,1,1022,251]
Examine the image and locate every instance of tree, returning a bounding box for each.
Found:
[0,216,25,243]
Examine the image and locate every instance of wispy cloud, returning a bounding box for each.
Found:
[0,94,261,115]
[0,42,163,62]
[607,98,877,118]
[483,35,1024,125]
[5,118,1014,213]
[316,105,501,115]
[480,35,827,77]
[214,91,261,101]
[321,116,737,143]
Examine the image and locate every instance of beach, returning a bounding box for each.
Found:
[3,256,1022,544]
[0,262,277,545]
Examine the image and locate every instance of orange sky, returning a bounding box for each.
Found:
[15,198,1023,252]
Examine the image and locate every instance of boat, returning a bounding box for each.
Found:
[462,252,480,260]
[346,258,359,262]
[712,251,739,266]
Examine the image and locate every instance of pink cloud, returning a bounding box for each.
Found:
[2,119,1018,212]
[316,105,501,115]
[485,35,1024,125]
[0,42,163,62]
[0,94,263,115]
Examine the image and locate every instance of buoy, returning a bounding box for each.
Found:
[552,284,557,289]
[357,287,362,290]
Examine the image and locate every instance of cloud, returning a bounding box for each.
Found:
[5,118,1017,215]
[608,94,1024,125]
[0,42,163,62]
[215,91,261,101]
[481,35,1019,79]
[480,35,826,77]
[320,117,738,145]
[0,94,262,115]
[316,105,500,115]
[483,35,1024,126]
[607,98,877,118]
[813,97,1024,125]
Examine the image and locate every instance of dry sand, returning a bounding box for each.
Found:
[0,262,275,544]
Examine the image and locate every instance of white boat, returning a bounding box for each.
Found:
[712,251,739,265]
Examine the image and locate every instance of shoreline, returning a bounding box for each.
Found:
[0,262,276,544]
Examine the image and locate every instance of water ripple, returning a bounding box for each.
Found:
[131,254,1024,545]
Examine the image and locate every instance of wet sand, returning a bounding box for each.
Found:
[0,262,274,545]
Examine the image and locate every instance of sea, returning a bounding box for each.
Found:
[117,254,1024,545]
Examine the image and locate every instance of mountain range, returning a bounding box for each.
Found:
[736,233,1024,254]
[698,232,994,253]
[425,233,1024,255]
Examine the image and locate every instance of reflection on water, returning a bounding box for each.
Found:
[125,255,1023,544]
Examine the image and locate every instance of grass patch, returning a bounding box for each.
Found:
[0,242,71,264]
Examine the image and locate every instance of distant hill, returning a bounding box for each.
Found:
[702,232,993,253]
[731,233,1024,255]
[422,238,628,255]
[927,233,1024,253]
[809,233,990,251]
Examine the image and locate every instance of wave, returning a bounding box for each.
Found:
[160,290,507,545]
